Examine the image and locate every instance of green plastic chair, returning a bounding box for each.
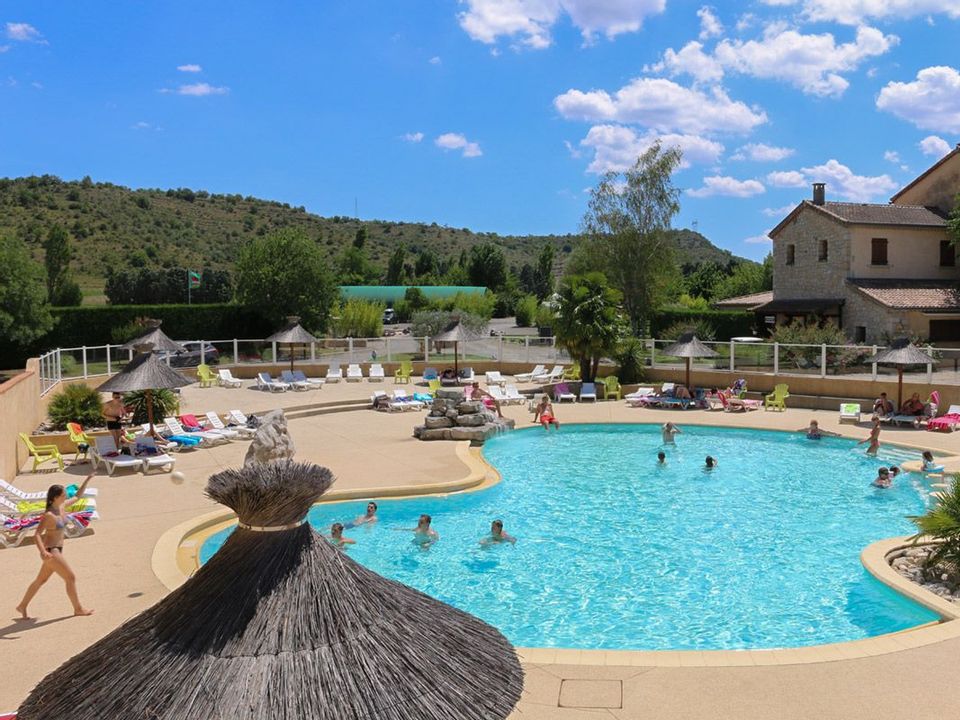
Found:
[428,378,441,394]
[394,360,412,384]
[764,383,790,411]
[20,432,64,471]
[66,422,91,463]
[196,363,217,388]
[601,375,622,401]
[562,365,581,381]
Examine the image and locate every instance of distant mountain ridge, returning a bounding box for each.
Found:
[0,175,754,298]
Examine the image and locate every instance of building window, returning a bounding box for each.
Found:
[854,326,866,343]
[786,244,795,265]
[871,238,888,266]
[940,240,956,267]
[818,240,828,262]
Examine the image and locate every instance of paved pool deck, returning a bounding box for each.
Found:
[3,378,960,717]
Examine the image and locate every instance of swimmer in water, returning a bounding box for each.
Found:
[856,416,881,456]
[922,451,945,474]
[806,420,822,439]
[871,467,891,489]
[889,466,901,481]
[408,514,439,548]
[348,501,378,528]
[705,455,717,469]
[657,451,666,464]
[480,519,516,546]
[325,522,355,549]
[662,422,681,444]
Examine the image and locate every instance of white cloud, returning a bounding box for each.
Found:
[697,6,723,40]
[688,175,765,198]
[31,81,42,90]
[429,56,442,65]
[579,124,724,173]
[174,83,229,96]
[564,139,582,158]
[877,66,960,134]
[177,64,202,73]
[766,170,807,187]
[800,0,960,25]
[132,121,152,130]
[919,135,953,158]
[762,204,797,217]
[713,25,898,97]
[435,132,483,157]
[731,142,795,162]
[403,132,425,143]
[5,22,44,42]
[554,78,766,135]
[744,230,773,244]
[735,13,757,32]
[883,150,900,163]
[800,159,897,201]
[457,0,667,48]
[648,41,724,84]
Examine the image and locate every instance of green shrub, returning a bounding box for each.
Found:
[535,304,556,330]
[661,318,717,341]
[59,354,78,376]
[649,309,755,341]
[442,291,495,320]
[909,475,960,572]
[333,299,384,337]
[47,384,103,430]
[615,337,646,384]
[770,318,868,370]
[123,389,179,426]
[514,295,539,327]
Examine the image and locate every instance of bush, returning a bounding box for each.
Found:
[410,310,488,338]
[615,337,646,384]
[770,318,868,370]
[660,318,717,341]
[514,295,539,327]
[441,291,495,320]
[47,384,104,430]
[493,289,522,319]
[650,309,755,341]
[124,389,179,426]
[334,299,384,337]
[535,304,556,330]
[909,475,960,573]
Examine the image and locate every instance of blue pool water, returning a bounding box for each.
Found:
[200,424,940,650]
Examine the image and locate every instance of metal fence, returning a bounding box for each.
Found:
[36,336,960,396]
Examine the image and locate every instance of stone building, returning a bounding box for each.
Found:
[716,145,960,344]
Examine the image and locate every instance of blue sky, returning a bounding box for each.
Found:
[2,1,959,261]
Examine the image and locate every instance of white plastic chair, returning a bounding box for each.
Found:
[347,364,364,382]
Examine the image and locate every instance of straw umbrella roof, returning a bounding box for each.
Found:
[267,315,318,344]
[662,332,718,359]
[432,319,480,343]
[97,344,192,393]
[865,338,933,366]
[119,321,185,353]
[17,460,523,720]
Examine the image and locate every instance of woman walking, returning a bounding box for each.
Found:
[16,472,95,619]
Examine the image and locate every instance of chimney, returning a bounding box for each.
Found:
[812,183,825,206]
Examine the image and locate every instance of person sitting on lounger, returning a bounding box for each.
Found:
[857,417,881,456]
[662,422,681,444]
[325,522,355,549]
[674,385,692,401]
[871,467,892,489]
[900,393,924,416]
[534,396,560,430]
[469,381,503,418]
[873,392,894,417]
[347,501,378,528]
[480,519,516,546]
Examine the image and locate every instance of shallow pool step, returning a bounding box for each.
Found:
[284,401,372,420]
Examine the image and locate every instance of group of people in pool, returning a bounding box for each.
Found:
[656,423,718,469]
[323,501,517,550]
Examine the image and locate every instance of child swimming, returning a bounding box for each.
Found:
[657,451,666,464]
[705,455,717,469]
[922,451,945,474]
[480,519,516,546]
[871,467,892,489]
[806,420,822,439]
[325,522,356,549]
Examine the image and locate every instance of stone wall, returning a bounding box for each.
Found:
[413,387,514,443]
[841,285,931,344]
[773,206,851,299]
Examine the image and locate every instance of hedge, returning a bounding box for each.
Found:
[649,309,757,341]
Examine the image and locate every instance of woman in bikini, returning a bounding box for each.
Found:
[857,416,882,456]
[16,473,95,619]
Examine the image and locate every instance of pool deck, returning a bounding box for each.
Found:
[3,379,960,717]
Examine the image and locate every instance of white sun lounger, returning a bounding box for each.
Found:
[217,369,242,388]
[371,390,405,412]
[485,371,506,387]
[292,370,324,388]
[839,403,861,424]
[91,436,145,476]
[256,372,289,392]
[0,493,96,517]
[206,411,254,438]
[515,365,546,383]
[504,384,525,404]
[133,436,177,474]
[164,417,228,446]
[369,363,385,381]
[326,364,343,383]
[0,478,97,501]
[393,389,424,410]
[347,364,364,382]
[534,365,564,383]
[280,370,312,391]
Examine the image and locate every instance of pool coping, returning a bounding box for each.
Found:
[154,422,960,668]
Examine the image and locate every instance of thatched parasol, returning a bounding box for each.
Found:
[17,460,524,719]
[119,319,185,353]
[267,315,318,371]
[97,343,192,437]
[661,332,718,390]
[865,338,934,408]
[431,319,479,376]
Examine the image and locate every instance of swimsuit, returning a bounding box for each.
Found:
[106,420,123,430]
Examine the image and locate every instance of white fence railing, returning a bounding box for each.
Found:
[36,336,959,396]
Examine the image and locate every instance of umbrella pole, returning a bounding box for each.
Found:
[290,343,295,372]
[147,388,156,439]
[686,358,691,391]
[454,341,459,377]
[897,365,903,409]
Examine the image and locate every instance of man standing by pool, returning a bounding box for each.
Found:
[102,392,129,449]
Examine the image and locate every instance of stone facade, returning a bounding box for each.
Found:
[412,387,514,443]
[773,208,851,300]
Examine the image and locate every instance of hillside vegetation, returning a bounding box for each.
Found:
[0,175,753,301]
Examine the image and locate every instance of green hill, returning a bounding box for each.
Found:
[0,175,753,301]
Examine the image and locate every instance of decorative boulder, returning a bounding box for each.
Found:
[457,401,482,415]
[457,414,487,427]
[244,410,295,466]
[425,416,454,429]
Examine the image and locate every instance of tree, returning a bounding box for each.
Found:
[353,226,367,250]
[684,261,727,300]
[713,260,769,300]
[533,244,555,299]
[235,229,336,331]
[580,141,683,334]
[414,248,438,280]
[0,234,54,346]
[468,243,508,290]
[43,224,74,302]
[553,272,626,381]
[518,263,537,295]
[385,243,407,284]
[337,246,379,285]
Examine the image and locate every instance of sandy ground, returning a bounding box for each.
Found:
[3,377,960,717]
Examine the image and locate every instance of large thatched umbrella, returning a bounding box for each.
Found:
[119,319,185,353]
[267,315,318,371]
[98,343,192,437]
[662,332,718,390]
[865,338,934,408]
[17,460,524,719]
[432,319,479,376]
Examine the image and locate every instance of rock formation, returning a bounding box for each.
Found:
[244,409,296,465]
[413,388,514,443]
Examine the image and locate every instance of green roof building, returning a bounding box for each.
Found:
[339,285,488,305]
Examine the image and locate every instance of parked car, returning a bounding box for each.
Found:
[158,342,220,367]
[382,308,397,324]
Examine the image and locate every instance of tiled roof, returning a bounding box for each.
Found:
[712,291,773,309]
[815,202,946,226]
[848,279,960,311]
[753,298,844,313]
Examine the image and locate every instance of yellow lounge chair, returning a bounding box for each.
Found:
[66,422,92,463]
[764,383,790,411]
[562,365,581,381]
[601,375,622,401]
[19,433,64,471]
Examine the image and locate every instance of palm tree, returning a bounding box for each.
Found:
[553,272,626,381]
[909,475,960,571]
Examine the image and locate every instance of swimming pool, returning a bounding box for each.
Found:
[200,424,940,651]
